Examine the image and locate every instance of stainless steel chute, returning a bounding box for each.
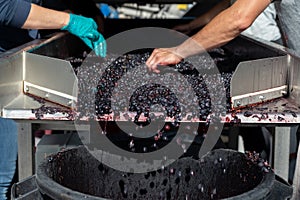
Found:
[1,32,300,124]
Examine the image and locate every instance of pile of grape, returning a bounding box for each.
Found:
[74,50,233,122]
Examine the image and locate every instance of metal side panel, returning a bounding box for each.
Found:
[289,55,300,105]
[231,55,288,108]
[0,53,23,114]
[23,52,77,107]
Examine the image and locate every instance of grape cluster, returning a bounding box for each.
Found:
[129,84,180,123]
[27,93,74,120]
[245,151,272,173]
[31,105,73,120]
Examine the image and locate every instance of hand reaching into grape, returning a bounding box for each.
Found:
[146,48,183,73]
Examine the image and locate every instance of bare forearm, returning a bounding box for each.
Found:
[22,4,69,29]
[175,0,271,58]
[191,3,248,51]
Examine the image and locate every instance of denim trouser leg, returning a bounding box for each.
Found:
[0,118,17,200]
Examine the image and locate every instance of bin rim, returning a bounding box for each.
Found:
[36,147,276,200]
[36,166,109,200]
[225,171,274,200]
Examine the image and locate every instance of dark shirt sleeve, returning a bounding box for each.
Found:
[0,0,32,28]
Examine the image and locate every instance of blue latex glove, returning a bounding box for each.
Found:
[61,14,106,57]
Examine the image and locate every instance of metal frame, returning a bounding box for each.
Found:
[1,32,300,182]
[16,120,90,180]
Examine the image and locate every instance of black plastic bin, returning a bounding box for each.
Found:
[11,175,44,200]
[13,147,293,200]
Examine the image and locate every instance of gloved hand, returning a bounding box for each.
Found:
[61,14,106,57]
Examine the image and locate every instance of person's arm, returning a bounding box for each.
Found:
[146,0,271,72]
[22,4,69,29]
[174,0,231,34]
[188,0,271,51]
[0,1,106,56]
[0,0,68,29]
[23,4,106,57]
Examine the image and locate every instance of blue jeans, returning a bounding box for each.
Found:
[0,118,17,200]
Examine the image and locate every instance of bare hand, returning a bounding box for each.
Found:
[146,48,183,73]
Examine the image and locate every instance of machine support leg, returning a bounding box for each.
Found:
[17,122,34,180]
[274,126,295,182]
[227,127,239,150]
[293,127,300,200]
